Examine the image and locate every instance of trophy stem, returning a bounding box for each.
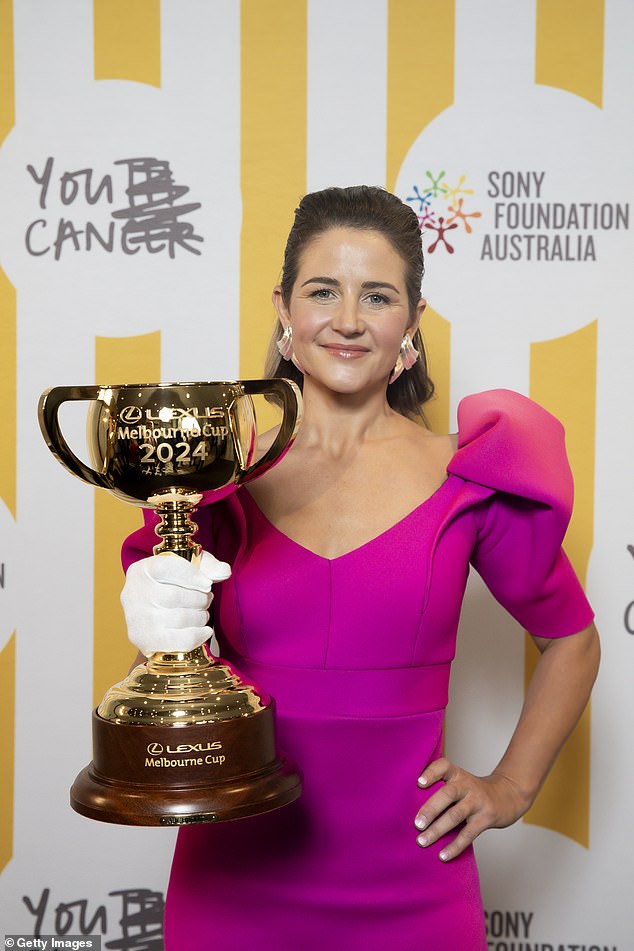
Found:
[147,490,208,673]
[149,489,203,561]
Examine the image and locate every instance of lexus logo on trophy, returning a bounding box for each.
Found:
[38,380,303,826]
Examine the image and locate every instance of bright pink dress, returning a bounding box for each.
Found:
[122,390,594,951]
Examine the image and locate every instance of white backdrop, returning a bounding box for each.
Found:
[0,2,632,948]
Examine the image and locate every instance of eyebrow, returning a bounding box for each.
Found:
[300,276,401,294]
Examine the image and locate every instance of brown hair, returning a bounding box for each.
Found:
[264,185,434,421]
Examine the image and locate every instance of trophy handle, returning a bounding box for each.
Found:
[38,385,109,489]
[238,379,302,483]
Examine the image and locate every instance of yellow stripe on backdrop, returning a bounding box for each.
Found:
[93,0,161,701]
[0,634,15,874]
[528,321,597,848]
[0,0,16,876]
[240,0,307,412]
[535,0,605,108]
[93,0,161,87]
[387,0,455,433]
[530,0,604,848]
[93,334,161,708]
[0,0,14,140]
[386,0,454,194]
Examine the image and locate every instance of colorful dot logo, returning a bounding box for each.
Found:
[405,171,481,254]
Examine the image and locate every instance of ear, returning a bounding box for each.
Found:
[408,297,426,336]
[272,285,291,328]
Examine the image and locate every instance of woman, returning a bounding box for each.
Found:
[122,186,600,950]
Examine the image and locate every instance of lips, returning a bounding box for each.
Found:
[320,344,370,358]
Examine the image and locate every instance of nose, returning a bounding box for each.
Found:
[331,295,363,336]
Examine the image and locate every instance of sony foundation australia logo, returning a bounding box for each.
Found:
[404,169,630,261]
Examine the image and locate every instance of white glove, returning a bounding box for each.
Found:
[121,551,232,657]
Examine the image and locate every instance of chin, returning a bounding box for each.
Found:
[314,373,386,397]
[303,358,391,395]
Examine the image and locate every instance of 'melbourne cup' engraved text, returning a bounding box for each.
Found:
[116,423,228,440]
[145,754,227,768]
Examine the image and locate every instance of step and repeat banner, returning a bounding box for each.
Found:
[0,1,632,947]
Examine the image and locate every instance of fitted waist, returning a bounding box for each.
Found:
[235,658,451,718]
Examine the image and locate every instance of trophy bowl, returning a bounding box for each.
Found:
[38,380,303,825]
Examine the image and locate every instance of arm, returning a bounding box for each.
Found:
[414,622,600,861]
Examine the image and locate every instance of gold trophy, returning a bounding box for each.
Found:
[38,380,303,826]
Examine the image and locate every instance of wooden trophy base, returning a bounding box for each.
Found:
[71,705,302,826]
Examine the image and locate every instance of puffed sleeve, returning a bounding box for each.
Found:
[447,389,595,638]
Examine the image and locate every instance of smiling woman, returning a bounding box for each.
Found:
[272,227,422,398]
[120,185,599,951]
[265,185,435,420]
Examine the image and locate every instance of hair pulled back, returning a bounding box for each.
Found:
[264,185,434,421]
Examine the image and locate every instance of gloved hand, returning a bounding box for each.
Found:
[121,551,232,657]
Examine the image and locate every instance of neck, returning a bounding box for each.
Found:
[294,375,401,456]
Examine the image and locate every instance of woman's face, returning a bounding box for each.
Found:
[273,227,425,397]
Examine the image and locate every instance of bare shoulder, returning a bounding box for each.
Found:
[400,417,458,466]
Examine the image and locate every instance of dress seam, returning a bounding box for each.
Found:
[323,561,333,667]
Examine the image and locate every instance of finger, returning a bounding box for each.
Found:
[418,757,453,789]
[415,800,471,846]
[143,554,213,592]
[149,585,212,611]
[435,822,485,862]
[414,782,464,831]
[199,551,232,583]
[162,607,210,629]
[130,608,210,645]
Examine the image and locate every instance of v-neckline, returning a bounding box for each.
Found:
[240,475,454,563]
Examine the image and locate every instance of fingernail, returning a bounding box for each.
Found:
[439,850,449,861]
[415,816,427,830]
[418,775,428,787]
[417,834,428,847]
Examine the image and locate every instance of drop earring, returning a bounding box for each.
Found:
[400,333,420,371]
[276,325,304,373]
[276,325,294,361]
[389,333,419,384]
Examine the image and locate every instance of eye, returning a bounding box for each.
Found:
[366,292,390,306]
[310,287,334,300]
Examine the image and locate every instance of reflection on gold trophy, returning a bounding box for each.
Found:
[38,380,303,826]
